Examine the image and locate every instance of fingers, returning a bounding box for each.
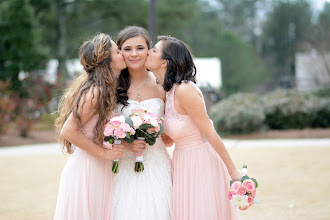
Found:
[133,139,146,145]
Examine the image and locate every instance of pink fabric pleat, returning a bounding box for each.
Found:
[164,82,240,220]
[54,115,114,220]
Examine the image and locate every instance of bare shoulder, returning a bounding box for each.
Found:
[79,86,101,108]
[175,82,201,100]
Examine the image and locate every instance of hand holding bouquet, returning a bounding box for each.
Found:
[228,165,259,210]
[104,115,135,173]
[128,108,164,172]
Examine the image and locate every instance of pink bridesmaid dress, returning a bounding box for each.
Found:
[164,82,240,220]
[54,114,114,220]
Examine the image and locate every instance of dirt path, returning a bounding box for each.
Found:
[0,146,329,220]
[1,128,330,147]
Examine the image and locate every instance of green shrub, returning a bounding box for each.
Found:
[211,93,265,134]
[312,86,330,98]
[311,98,330,128]
[261,89,330,129]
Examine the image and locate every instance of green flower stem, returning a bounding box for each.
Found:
[112,161,119,173]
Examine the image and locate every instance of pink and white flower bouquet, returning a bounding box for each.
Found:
[104,115,135,173]
[128,108,164,172]
[228,165,259,210]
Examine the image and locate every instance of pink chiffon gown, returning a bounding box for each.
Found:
[54,114,114,220]
[163,82,240,220]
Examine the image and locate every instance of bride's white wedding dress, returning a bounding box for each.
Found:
[113,98,173,220]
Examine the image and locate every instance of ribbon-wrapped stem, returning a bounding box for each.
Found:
[112,139,121,173]
[134,136,145,172]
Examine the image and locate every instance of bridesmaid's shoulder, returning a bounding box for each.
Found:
[175,81,200,100]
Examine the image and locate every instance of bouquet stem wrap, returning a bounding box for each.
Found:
[134,137,145,172]
[112,139,121,173]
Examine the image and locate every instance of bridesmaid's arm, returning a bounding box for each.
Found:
[60,89,123,160]
[175,83,243,181]
[161,133,174,147]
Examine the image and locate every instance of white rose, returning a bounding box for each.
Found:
[131,116,142,129]
[150,119,158,127]
[142,114,152,122]
[110,115,125,123]
[242,168,248,175]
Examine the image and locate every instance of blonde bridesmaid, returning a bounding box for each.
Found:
[54,33,126,220]
[145,36,245,220]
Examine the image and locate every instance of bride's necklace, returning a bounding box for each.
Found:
[131,73,148,99]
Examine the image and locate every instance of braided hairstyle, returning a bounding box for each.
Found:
[55,33,117,154]
[116,26,151,107]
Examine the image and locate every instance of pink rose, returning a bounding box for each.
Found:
[111,120,121,127]
[130,128,136,135]
[251,188,257,197]
[104,125,114,136]
[237,186,247,196]
[239,206,249,211]
[231,181,242,192]
[228,190,236,200]
[243,179,256,193]
[247,196,254,206]
[114,128,126,139]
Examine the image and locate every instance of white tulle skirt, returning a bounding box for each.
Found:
[112,138,173,220]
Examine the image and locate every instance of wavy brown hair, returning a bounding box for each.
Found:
[55,33,117,154]
[116,26,151,107]
[158,36,196,92]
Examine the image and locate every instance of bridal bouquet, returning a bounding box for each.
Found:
[129,108,164,172]
[228,165,259,210]
[104,115,135,173]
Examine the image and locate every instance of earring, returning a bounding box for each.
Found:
[156,79,160,84]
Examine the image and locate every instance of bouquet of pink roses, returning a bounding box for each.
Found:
[128,108,164,172]
[104,115,135,173]
[228,165,259,210]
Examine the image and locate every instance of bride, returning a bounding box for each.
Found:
[112,26,172,220]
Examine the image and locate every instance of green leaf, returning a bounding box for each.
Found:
[158,124,164,135]
[139,124,155,129]
[251,178,258,188]
[243,165,248,169]
[125,117,133,127]
[241,175,250,182]
[124,135,134,143]
[230,180,234,187]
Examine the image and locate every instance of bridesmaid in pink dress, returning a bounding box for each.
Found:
[145,36,245,219]
[54,33,126,220]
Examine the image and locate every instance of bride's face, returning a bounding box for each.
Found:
[121,36,148,70]
[145,41,166,82]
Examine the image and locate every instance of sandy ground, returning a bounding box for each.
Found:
[0,145,330,220]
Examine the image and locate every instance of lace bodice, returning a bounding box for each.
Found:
[163,82,206,146]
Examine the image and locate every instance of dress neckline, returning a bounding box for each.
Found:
[128,97,165,104]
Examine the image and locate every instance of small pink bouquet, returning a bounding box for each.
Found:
[228,165,259,210]
[128,108,164,172]
[104,115,135,173]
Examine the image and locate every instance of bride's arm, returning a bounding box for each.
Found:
[175,83,244,181]
[121,139,146,156]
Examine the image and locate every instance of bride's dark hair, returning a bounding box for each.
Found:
[158,36,196,92]
[116,26,151,107]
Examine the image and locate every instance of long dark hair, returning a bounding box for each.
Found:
[116,26,151,106]
[55,33,117,154]
[158,36,196,92]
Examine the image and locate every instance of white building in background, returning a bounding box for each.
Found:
[43,58,222,89]
[295,51,330,91]
[194,57,222,89]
